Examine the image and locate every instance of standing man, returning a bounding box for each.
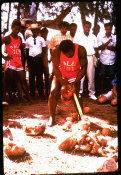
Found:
[68,23,77,40]
[48,40,87,126]
[92,24,100,37]
[2,19,31,103]
[74,21,98,100]
[48,21,73,87]
[26,23,46,99]
[48,21,72,54]
[97,22,116,94]
[41,27,50,99]
[92,24,101,96]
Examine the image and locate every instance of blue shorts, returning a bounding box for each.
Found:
[100,63,115,76]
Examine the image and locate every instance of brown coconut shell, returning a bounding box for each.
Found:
[24,121,46,136]
[4,144,26,156]
[58,136,77,151]
[83,107,91,114]
[71,113,79,122]
[101,128,111,136]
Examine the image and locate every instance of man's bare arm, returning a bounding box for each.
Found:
[2,36,13,60]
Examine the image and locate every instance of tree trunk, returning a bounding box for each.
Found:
[17,3,21,20]
[81,11,86,27]
[94,13,98,28]
[42,6,72,30]
[7,3,11,31]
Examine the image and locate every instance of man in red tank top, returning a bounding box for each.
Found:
[48,40,87,126]
[2,19,31,103]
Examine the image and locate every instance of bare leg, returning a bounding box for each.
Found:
[48,77,60,126]
[4,69,15,102]
[16,70,31,101]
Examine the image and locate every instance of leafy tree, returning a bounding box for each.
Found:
[1,2,116,33]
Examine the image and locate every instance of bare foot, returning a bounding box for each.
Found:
[47,117,56,127]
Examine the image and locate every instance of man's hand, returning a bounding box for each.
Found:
[61,84,75,100]
[4,55,13,61]
[61,84,75,104]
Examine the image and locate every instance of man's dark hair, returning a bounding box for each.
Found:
[59,40,74,54]
[58,21,69,29]
[104,22,113,28]
[93,24,100,30]
[83,20,92,27]
[37,21,42,25]
[69,23,77,29]
[41,27,48,34]
[11,19,21,28]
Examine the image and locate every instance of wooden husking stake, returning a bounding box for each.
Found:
[73,93,83,120]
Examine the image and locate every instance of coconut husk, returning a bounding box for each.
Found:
[58,136,77,151]
[4,143,26,156]
[24,120,46,136]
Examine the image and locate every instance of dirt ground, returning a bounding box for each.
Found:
[3,95,118,174]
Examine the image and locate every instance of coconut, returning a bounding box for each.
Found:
[24,120,46,135]
[83,107,91,114]
[101,128,111,136]
[58,136,77,151]
[4,143,26,156]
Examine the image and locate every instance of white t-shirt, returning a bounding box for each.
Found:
[97,34,116,65]
[26,36,46,57]
[73,32,98,55]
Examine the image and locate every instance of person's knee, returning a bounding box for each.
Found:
[111,98,117,106]
[98,95,108,103]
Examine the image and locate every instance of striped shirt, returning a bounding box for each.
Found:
[48,33,72,49]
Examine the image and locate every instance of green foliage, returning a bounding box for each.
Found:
[1,2,116,33]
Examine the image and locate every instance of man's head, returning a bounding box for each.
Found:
[83,21,92,36]
[92,24,100,36]
[69,23,77,38]
[25,20,33,28]
[104,22,113,37]
[30,23,39,37]
[59,40,74,58]
[11,19,21,35]
[41,27,48,40]
[58,21,69,35]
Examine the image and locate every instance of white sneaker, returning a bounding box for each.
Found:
[89,95,97,100]
[79,93,82,98]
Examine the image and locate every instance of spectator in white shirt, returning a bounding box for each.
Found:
[74,21,98,100]
[92,24,101,96]
[41,27,50,99]
[97,22,116,94]
[26,23,46,99]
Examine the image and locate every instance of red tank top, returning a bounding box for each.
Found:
[4,35,23,71]
[59,43,81,82]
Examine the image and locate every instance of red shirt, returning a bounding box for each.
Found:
[4,35,23,71]
[59,43,81,82]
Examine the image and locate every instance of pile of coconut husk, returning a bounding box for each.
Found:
[59,113,118,161]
